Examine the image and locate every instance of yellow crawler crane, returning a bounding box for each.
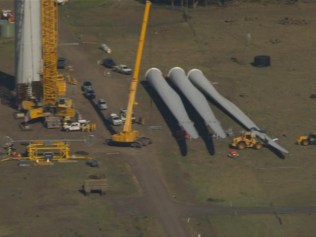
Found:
[111,1,152,148]
[22,0,75,127]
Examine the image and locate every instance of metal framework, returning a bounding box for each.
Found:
[27,141,70,161]
[41,0,58,105]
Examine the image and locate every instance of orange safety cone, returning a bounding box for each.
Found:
[228,149,239,158]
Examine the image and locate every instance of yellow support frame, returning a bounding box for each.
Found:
[27,141,70,161]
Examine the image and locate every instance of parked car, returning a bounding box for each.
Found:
[81,81,93,91]
[84,89,96,99]
[97,99,108,110]
[120,108,136,123]
[102,58,116,68]
[110,113,123,126]
[57,57,66,69]
[113,65,132,75]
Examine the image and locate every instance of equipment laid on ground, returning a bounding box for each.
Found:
[227,149,239,158]
[44,116,62,129]
[86,159,100,167]
[252,55,271,67]
[296,133,316,146]
[27,141,70,161]
[187,69,288,154]
[83,178,108,196]
[110,1,152,148]
[230,131,263,150]
[1,136,92,165]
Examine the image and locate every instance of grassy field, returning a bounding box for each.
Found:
[0,38,14,72]
[59,1,316,236]
[0,154,165,237]
[186,214,316,237]
[0,0,315,236]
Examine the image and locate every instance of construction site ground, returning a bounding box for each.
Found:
[0,0,315,237]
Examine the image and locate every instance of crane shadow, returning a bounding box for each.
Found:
[86,96,117,135]
[141,80,188,156]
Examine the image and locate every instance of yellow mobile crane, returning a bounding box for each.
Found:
[111,1,152,148]
[21,0,75,128]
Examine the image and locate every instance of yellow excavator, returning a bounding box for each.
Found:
[21,0,75,128]
[110,1,152,148]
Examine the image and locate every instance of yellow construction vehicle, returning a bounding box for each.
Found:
[296,133,316,146]
[230,131,263,150]
[21,0,75,128]
[110,1,152,148]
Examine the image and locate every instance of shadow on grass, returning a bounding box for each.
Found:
[199,88,287,159]
[167,78,215,155]
[78,188,105,196]
[0,71,15,107]
[85,95,117,136]
[0,71,15,91]
[267,145,286,159]
[141,80,188,156]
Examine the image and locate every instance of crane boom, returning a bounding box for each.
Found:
[112,1,151,143]
[42,0,59,105]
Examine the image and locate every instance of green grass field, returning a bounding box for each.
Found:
[186,214,316,237]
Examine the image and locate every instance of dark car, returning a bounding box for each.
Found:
[57,57,66,69]
[102,58,116,68]
[81,81,93,91]
[84,89,96,99]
